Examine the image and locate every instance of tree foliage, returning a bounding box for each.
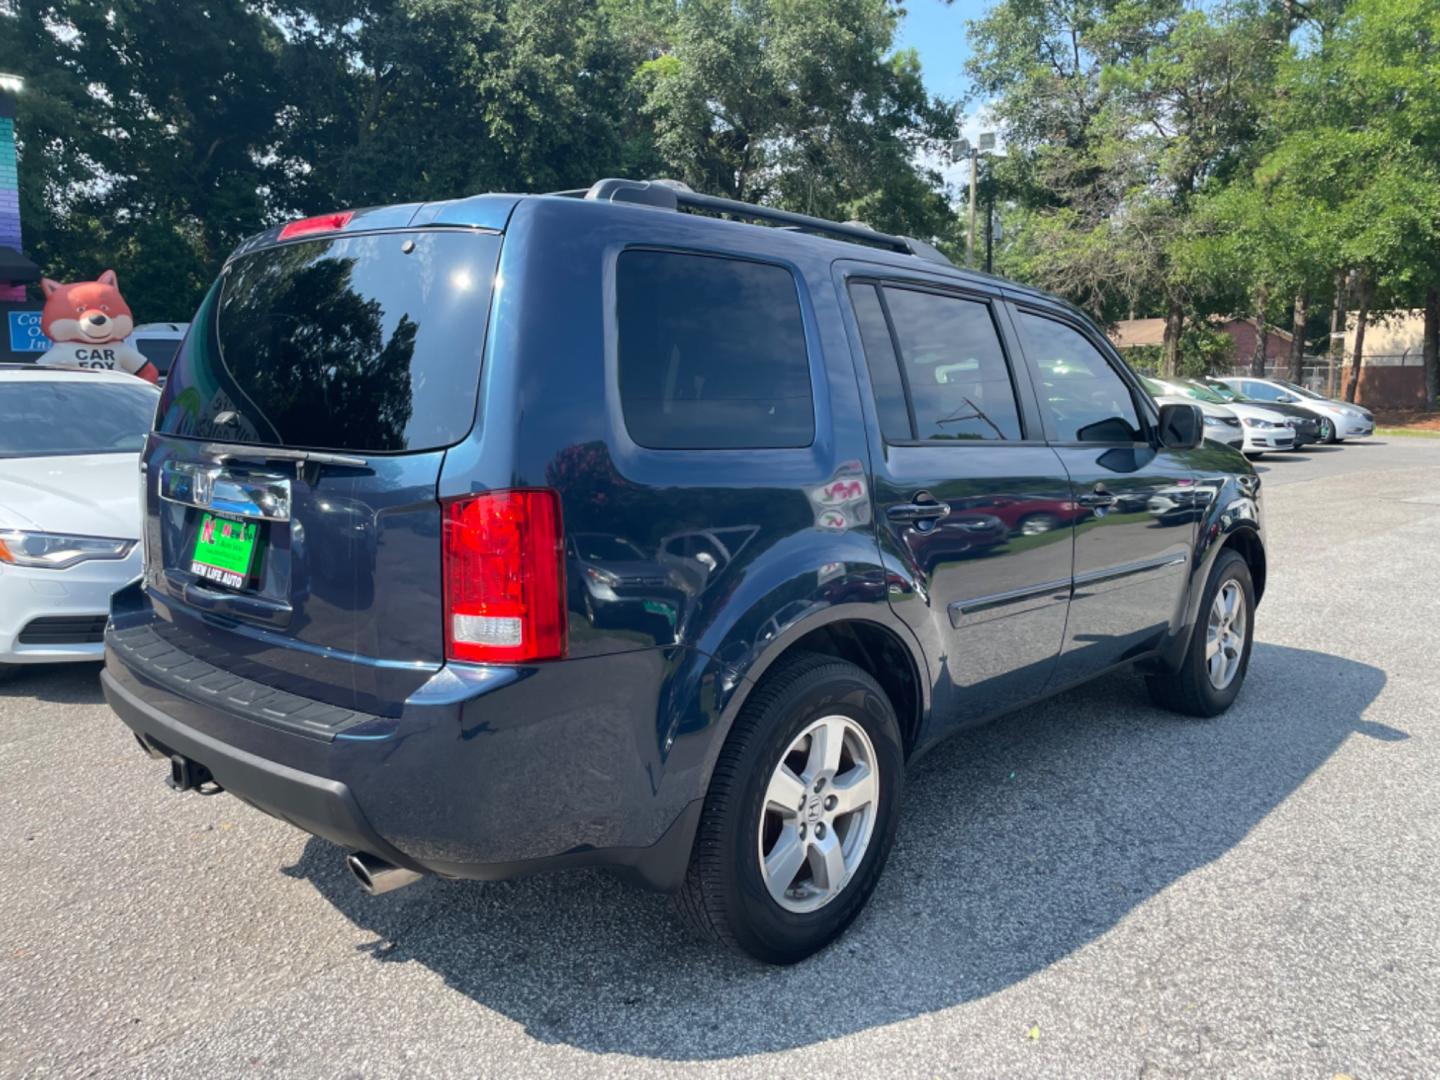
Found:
[978,0,1440,399]
[0,0,955,318]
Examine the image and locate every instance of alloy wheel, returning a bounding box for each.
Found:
[1205,580,1247,690]
[758,715,879,914]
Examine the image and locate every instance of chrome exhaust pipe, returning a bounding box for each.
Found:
[347,851,422,896]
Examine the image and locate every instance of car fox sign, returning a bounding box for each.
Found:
[36,271,159,382]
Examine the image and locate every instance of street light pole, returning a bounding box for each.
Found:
[955,131,997,271]
[966,146,978,269]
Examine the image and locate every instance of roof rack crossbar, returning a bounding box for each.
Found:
[560,179,953,267]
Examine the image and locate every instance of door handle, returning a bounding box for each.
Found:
[887,498,951,523]
[1077,488,1117,509]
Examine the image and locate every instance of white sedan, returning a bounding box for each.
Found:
[0,366,157,679]
[1143,375,1290,456]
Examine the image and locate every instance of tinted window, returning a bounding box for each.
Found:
[1015,312,1143,443]
[847,283,911,441]
[133,338,181,373]
[0,380,159,457]
[617,250,813,449]
[882,287,1022,441]
[157,230,501,453]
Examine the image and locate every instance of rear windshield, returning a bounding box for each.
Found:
[0,380,159,457]
[157,229,501,453]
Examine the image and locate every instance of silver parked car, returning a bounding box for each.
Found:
[1215,377,1374,444]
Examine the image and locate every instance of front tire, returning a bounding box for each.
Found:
[673,652,904,964]
[1146,548,1255,717]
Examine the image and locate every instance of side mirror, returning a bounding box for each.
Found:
[1279,394,1299,403]
[1157,403,1204,450]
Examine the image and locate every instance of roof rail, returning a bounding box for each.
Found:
[557,178,954,268]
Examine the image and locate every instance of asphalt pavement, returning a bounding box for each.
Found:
[3,436,1438,1078]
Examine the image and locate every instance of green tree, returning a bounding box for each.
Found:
[0,0,288,318]
[1260,0,1440,401]
[969,1,1277,375]
[632,0,957,236]
[270,0,652,210]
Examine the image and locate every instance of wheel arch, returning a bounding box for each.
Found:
[1221,525,1266,603]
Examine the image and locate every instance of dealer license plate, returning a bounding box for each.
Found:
[190,512,260,590]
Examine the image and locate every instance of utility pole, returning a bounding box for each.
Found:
[966,145,978,269]
[955,131,997,270]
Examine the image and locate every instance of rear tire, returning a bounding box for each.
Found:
[673,652,904,964]
[1146,549,1255,718]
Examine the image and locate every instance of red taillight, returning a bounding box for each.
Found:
[442,490,566,664]
[277,211,354,241]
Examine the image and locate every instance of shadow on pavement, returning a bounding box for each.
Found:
[289,642,1394,1060]
[0,661,105,705]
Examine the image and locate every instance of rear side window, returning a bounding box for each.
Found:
[876,286,1023,441]
[158,229,501,453]
[133,338,181,374]
[616,250,814,449]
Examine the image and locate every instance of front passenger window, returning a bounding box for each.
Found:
[1014,312,1143,443]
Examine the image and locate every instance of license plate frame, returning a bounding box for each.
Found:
[190,512,262,591]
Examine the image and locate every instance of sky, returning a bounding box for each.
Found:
[893,0,997,194]
[893,0,983,103]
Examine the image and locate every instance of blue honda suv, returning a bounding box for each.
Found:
[104,179,1265,963]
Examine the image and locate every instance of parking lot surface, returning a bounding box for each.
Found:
[3,438,1438,1078]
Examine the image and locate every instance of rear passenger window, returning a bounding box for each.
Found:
[616,250,814,449]
[880,287,1023,441]
[1014,312,1143,443]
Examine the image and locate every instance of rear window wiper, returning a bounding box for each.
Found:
[198,441,367,468]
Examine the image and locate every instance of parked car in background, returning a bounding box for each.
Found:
[1140,376,1244,452]
[1166,377,1319,448]
[101,180,1266,964]
[1145,376,1292,457]
[0,366,157,680]
[1213,376,1373,444]
[124,323,188,384]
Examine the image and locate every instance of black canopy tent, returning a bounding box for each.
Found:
[0,245,39,285]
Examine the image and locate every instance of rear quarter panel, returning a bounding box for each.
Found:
[438,198,930,817]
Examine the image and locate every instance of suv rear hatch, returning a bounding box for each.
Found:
[143,223,502,715]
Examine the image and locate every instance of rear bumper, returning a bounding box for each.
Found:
[104,668,422,870]
[102,614,706,891]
